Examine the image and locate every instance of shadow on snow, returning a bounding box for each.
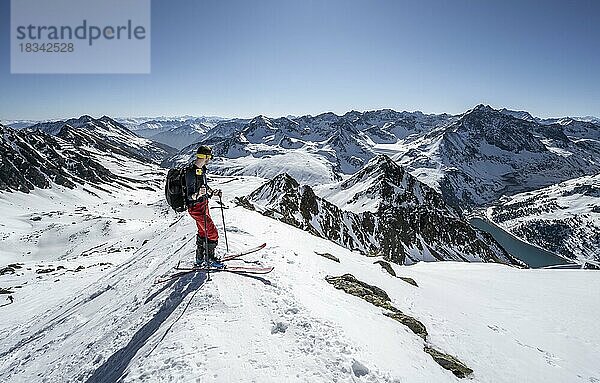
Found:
[85,271,207,383]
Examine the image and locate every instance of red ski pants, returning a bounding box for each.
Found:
[188,200,219,242]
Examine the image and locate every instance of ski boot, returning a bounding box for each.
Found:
[195,236,224,269]
[194,235,207,268]
[206,240,225,269]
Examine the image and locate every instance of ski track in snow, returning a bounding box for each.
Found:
[0,176,599,383]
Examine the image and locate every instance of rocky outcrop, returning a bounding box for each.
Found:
[325,274,394,311]
[424,346,473,378]
[315,251,340,263]
[383,311,427,339]
[374,260,396,277]
[0,264,23,276]
[398,276,418,287]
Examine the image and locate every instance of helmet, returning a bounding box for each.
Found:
[196,145,213,159]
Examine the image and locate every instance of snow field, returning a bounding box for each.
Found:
[0,175,598,382]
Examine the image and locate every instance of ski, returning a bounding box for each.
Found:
[155,265,274,284]
[220,243,266,262]
[175,265,273,273]
[154,271,194,284]
[175,243,266,270]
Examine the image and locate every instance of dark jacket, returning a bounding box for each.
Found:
[184,164,210,206]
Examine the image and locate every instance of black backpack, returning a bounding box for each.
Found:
[165,167,187,212]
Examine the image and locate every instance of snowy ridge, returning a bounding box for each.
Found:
[27,115,177,164]
[114,116,230,150]
[0,123,119,192]
[148,121,211,150]
[487,173,600,263]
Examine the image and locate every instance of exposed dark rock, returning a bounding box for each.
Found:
[234,196,256,211]
[271,322,288,334]
[0,288,13,294]
[325,274,394,311]
[36,268,55,274]
[398,277,418,287]
[0,264,21,276]
[315,251,340,263]
[584,262,599,270]
[374,260,396,276]
[424,346,473,378]
[351,360,370,377]
[384,311,427,339]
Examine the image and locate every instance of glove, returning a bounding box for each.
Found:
[192,187,208,200]
[211,189,223,198]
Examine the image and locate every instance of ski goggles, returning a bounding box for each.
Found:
[196,153,213,159]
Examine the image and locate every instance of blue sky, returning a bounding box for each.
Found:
[1,0,599,120]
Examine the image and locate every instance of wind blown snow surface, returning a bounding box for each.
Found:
[1,176,599,382]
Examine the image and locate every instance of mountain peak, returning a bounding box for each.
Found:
[359,155,405,180]
[469,104,496,115]
[250,115,270,123]
[335,154,413,210]
[99,115,117,124]
[247,173,300,206]
[76,115,94,123]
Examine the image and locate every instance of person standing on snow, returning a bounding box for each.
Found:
[185,145,224,268]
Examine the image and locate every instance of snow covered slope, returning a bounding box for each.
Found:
[487,173,600,264]
[1,175,598,383]
[116,116,222,135]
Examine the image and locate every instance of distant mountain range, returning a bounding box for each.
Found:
[2,105,598,264]
[115,116,223,149]
[162,105,600,210]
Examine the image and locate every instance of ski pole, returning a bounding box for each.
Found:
[219,194,229,252]
[203,200,210,281]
